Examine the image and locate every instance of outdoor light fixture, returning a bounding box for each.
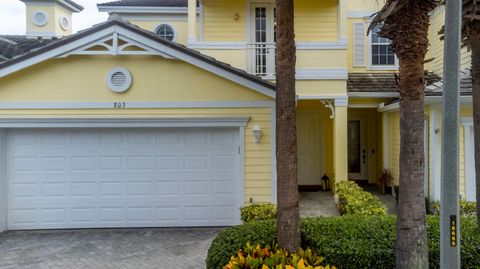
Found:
[252,124,262,143]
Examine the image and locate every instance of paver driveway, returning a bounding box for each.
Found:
[0,228,223,269]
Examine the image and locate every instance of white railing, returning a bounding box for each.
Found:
[247,43,276,79]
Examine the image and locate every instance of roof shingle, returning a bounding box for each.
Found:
[0,36,57,63]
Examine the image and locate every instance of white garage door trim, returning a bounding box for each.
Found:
[0,117,248,231]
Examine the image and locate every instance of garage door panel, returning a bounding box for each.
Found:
[7,128,241,229]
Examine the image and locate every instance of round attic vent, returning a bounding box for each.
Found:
[33,12,48,26]
[59,16,69,31]
[106,67,132,93]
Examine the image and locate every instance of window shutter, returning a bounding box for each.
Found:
[353,22,366,67]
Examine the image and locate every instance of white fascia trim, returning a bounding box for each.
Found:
[0,27,116,78]
[0,101,275,110]
[425,96,473,104]
[296,69,348,80]
[98,6,198,14]
[377,102,399,113]
[187,42,246,50]
[0,117,250,128]
[347,11,375,18]
[296,41,348,50]
[348,92,400,98]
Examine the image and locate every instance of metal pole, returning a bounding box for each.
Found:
[440,0,462,267]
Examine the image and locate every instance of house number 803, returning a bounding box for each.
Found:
[113,102,126,109]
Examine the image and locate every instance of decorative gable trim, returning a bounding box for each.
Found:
[0,20,275,99]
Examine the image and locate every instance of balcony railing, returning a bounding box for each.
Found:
[247,43,276,79]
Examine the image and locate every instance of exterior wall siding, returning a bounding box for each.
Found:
[0,56,275,204]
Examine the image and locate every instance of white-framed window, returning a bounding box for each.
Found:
[155,24,176,42]
[32,11,48,27]
[369,26,398,70]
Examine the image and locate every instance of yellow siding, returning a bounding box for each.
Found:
[296,50,347,69]
[389,112,400,185]
[428,6,471,76]
[296,80,347,96]
[0,56,275,204]
[196,49,247,70]
[0,56,271,102]
[460,126,466,197]
[202,0,338,42]
[202,0,246,42]
[295,0,338,42]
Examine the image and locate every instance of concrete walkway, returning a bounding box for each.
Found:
[300,191,340,217]
[0,228,222,269]
[361,184,398,215]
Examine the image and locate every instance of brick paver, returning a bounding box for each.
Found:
[0,228,222,269]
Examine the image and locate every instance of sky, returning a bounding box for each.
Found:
[0,0,109,35]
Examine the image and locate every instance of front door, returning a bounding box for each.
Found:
[348,116,368,180]
[249,4,276,77]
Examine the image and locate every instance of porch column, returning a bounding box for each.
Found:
[188,0,197,43]
[334,98,348,184]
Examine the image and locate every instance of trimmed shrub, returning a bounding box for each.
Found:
[336,181,388,216]
[206,216,480,269]
[206,220,277,269]
[430,200,477,217]
[240,203,277,223]
[224,243,336,269]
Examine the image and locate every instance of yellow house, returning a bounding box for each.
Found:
[0,0,473,232]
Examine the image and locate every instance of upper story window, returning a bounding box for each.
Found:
[371,26,396,67]
[155,24,176,42]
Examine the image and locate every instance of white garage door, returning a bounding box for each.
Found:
[6,128,241,229]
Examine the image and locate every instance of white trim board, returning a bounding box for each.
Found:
[0,117,250,128]
[0,101,275,110]
[296,69,348,80]
[348,11,376,18]
[349,92,399,98]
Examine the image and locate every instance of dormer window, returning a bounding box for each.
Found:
[371,26,396,67]
[155,24,176,42]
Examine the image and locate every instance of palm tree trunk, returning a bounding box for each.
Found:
[470,22,480,229]
[397,60,429,268]
[384,2,433,268]
[275,0,300,252]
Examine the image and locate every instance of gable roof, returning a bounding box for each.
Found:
[0,16,275,98]
[0,36,56,63]
[98,0,188,8]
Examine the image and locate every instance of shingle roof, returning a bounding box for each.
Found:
[425,69,473,96]
[97,0,188,7]
[347,72,444,95]
[0,36,56,63]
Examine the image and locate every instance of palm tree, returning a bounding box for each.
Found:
[369,0,437,267]
[275,0,301,252]
[459,0,480,230]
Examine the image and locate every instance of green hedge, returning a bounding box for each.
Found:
[430,200,477,217]
[206,216,480,269]
[336,181,388,215]
[240,203,276,223]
